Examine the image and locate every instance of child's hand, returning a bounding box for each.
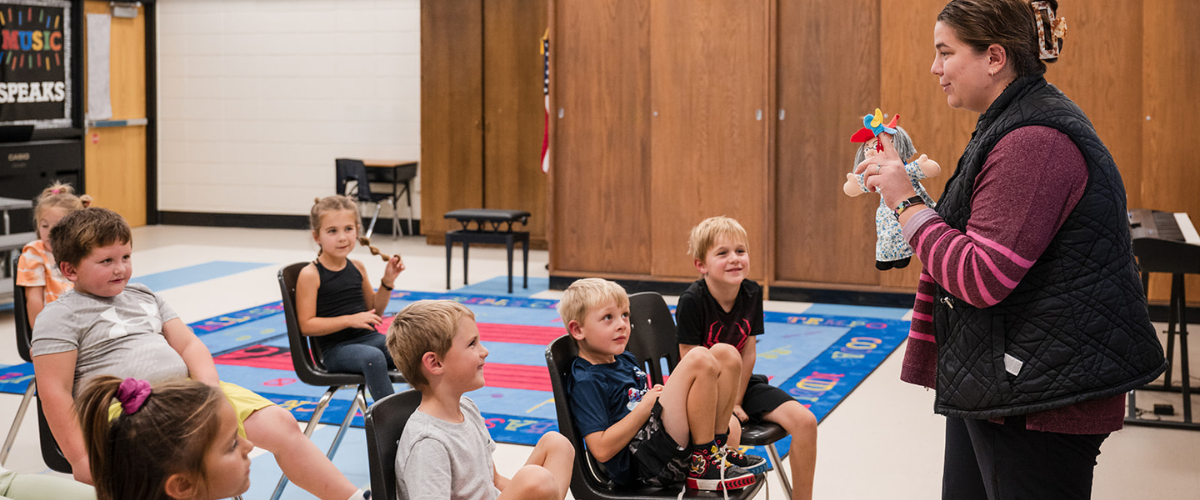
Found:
[733,404,748,423]
[348,309,382,330]
[640,384,664,409]
[383,254,405,282]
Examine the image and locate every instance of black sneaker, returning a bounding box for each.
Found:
[722,446,768,475]
[686,447,757,491]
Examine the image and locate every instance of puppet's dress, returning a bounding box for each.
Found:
[856,160,938,264]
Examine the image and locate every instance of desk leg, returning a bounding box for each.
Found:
[445,237,453,290]
[523,239,529,289]
[506,235,514,294]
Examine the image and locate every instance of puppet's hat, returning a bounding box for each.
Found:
[850,110,900,142]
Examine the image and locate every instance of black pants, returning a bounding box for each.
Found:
[943,416,1109,500]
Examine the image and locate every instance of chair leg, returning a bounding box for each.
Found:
[269,386,339,500]
[766,443,792,497]
[366,203,382,239]
[325,386,367,459]
[0,381,35,466]
[388,198,398,240]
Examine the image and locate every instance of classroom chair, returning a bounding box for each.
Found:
[273,263,406,500]
[336,158,401,239]
[627,291,793,497]
[364,389,422,500]
[545,335,765,499]
[1,260,35,466]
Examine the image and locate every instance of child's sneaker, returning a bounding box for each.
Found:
[687,447,756,491]
[722,446,768,476]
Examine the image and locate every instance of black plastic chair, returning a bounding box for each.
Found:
[1,258,36,466]
[627,292,793,496]
[545,335,765,499]
[272,263,406,500]
[336,158,400,239]
[364,389,422,500]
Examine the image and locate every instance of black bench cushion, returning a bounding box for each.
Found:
[444,209,530,222]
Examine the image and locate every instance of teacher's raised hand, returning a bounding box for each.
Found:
[854,133,920,210]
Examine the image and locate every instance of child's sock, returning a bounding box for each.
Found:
[692,440,718,456]
[346,489,370,500]
[714,433,729,449]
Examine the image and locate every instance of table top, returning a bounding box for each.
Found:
[362,159,418,168]
[0,196,32,211]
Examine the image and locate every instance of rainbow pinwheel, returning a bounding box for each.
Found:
[850,108,900,143]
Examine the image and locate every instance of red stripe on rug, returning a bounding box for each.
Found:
[214,345,294,371]
[484,363,551,392]
[477,323,564,345]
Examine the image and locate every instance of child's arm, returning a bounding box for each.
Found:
[31,350,93,484]
[295,264,381,336]
[23,286,45,328]
[494,465,511,491]
[733,341,756,421]
[162,318,220,387]
[357,257,404,318]
[582,384,662,462]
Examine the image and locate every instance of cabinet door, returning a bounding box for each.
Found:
[649,0,770,279]
[421,0,483,239]
[551,0,652,274]
[483,0,548,245]
[774,0,880,286]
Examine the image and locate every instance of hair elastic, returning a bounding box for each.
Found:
[116,378,153,415]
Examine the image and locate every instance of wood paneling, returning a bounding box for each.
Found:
[550,0,652,274]
[421,0,484,238]
[1046,1,1143,210]
[83,0,146,226]
[649,0,769,279]
[775,0,880,285]
[1144,0,1200,304]
[483,0,548,243]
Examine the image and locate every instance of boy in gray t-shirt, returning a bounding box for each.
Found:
[385,300,575,500]
[31,208,371,500]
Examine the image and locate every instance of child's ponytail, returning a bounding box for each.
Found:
[32,181,89,229]
[76,376,225,500]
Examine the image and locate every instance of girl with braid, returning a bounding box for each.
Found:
[296,195,405,401]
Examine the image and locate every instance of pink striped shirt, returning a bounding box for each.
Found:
[899,126,1125,434]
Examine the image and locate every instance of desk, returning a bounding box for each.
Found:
[362,160,418,236]
[0,196,32,234]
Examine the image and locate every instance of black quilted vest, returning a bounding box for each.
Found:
[931,75,1166,419]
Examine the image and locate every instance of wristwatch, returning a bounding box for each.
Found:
[894,195,926,218]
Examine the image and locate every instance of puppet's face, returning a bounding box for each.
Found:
[862,138,884,157]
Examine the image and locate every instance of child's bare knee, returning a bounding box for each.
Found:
[710,343,740,367]
[512,466,559,500]
[776,402,818,434]
[244,406,301,445]
[680,347,718,374]
[539,431,574,455]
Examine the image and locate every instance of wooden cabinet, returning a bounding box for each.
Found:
[548,0,1200,304]
[420,0,548,248]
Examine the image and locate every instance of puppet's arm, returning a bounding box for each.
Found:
[905,154,941,180]
[843,172,870,197]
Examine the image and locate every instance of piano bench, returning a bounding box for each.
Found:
[443,209,530,294]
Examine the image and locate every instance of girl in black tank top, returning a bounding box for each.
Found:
[295,196,406,400]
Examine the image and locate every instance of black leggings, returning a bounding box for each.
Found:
[943,416,1108,500]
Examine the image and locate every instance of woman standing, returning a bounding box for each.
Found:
[857,1,1166,498]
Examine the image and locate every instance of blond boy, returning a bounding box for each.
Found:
[678,216,819,500]
[561,278,758,491]
[386,300,574,500]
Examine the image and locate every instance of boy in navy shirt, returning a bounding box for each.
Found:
[562,278,757,491]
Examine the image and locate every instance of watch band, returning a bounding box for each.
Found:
[894,195,926,218]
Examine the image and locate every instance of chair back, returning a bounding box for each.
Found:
[335,159,373,202]
[365,389,422,500]
[36,396,71,473]
[546,335,619,494]
[12,257,32,362]
[626,292,680,385]
[278,263,362,387]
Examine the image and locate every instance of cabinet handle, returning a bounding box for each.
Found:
[756,109,762,121]
[558,108,564,118]
[779,109,785,120]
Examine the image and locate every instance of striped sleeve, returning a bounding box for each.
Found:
[902,126,1088,308]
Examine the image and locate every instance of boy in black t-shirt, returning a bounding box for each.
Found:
[676,216,818,500]
[561,278,757,492]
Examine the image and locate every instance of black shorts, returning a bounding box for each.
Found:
[742,374,795,423]
[627,401,690,487]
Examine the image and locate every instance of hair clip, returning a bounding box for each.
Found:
[50,188,61,194]
[1032,1,1066,60]
[116,378,153,415]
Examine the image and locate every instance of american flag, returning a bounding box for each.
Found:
[540,30,550,174]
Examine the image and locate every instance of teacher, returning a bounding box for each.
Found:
[856,0,1167,498]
